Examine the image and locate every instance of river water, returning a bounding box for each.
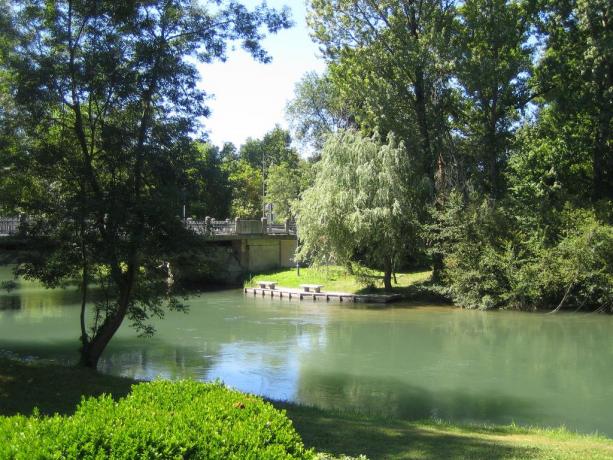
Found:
[1,266,612,435]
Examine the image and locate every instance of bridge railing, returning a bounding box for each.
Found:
[0,217,20,236]
[0,216,296,238]
[269,222,296,234]
[186,218,296,237]
[184,219,236,236]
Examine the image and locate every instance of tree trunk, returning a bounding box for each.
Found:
[593,105,612,202]
[548,282,574,314]
[487,86,500,199]
[79,263,89,348]
[414,69,434,182]
[79,263,137,368]
[592,50,612,202]
[383,259,393,292]
[79,297,129,368]
[431,252,444,283]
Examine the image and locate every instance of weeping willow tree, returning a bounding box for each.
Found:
[294,130,426,290]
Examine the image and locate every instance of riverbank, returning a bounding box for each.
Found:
[248,267,434,296]
[1,358,611,459]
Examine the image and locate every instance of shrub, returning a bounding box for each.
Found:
[435,193,613,312]
[0,380,314,460]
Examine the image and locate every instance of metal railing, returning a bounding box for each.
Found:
[0,216,297,238]
[0,217,20,236]
[186,218,296,237]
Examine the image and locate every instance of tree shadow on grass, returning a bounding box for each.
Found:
[0,338,217,417]
[275,370,544,459]
[0,357,136,416]
[354,279,452,304]
[279,403,541,459]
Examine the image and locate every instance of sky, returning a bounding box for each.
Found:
[197,1,326,149]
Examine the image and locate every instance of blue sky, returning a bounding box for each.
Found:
[197,1,325,149]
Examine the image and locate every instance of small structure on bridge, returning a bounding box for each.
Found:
[0,217,20,237]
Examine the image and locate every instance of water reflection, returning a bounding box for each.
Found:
[0,266,85,318]
[294,370,534,423]
[1,265,613,436]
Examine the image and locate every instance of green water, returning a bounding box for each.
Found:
[1,266,612,435]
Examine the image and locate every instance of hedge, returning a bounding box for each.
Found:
[0,380,314,459]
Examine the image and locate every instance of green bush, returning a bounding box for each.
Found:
[434,193,613,312]
[0,380,314,460]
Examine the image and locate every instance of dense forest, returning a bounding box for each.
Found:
[0,0,611,326]
[188,0,613,313]
[298,0,612,313]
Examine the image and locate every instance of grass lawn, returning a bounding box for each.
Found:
[1,358,612,459]
[247,266,432,295]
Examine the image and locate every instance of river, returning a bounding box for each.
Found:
[1,266,612,436]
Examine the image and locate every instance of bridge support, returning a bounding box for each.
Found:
[234,237,296,272]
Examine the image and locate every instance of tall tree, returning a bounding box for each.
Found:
[0,0,22,214]
[238,125,301,217]
[308,0,456,187]
[286,70,354,151]
[535,0,612,202]
[224,159,263,218]
[265,161,312,222]
[239,125,300,170]
[184,142,232,219]
[454,0,533,198]
[3,0,290,368]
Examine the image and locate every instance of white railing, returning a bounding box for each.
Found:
[185,218,296,237]
[0,216,297,238]
[0,217,20,236]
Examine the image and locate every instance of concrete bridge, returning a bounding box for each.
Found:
[186,217,298,276]
[0,216,298,281]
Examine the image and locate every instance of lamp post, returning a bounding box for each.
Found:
[180,186,187,223]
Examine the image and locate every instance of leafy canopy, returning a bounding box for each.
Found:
[2,0,291,367]
[295,130,425,289]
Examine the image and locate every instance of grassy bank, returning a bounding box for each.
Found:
[1,358,611,459]
[247,266,432,295]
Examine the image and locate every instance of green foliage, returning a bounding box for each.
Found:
[454,0,534,197]
[535,0,612,201]
[185,142,232,219]
[436,193,613,312]
[508,112,593,206]
[225,159,263,219]
[265,162,312,222]
[295,130,426,290]
[303,0,610,309]
[0,0,21,215]
[308,0,457,183]
[286,71,354,151]
[0,380,313,460]
[240,125,300,170]
[0,0,291,367]
[224,126,302,220]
